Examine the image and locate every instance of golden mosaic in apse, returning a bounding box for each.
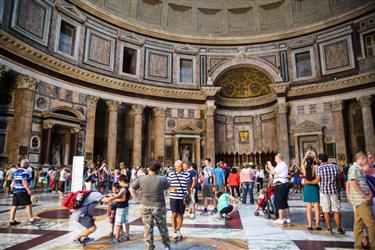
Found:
[216,67,273,98]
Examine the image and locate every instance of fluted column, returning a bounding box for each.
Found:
[254,115,262,152]
[106,100,120,169]
[8,75,37,163]
[85,96,99,160]
[153,107,166,161]
[226,116,234,153]
[358,96,375,154]
[331,100,347,164]
[276,103,290,163]
[132,104,144,166]
[174,136,179,162]
[195,138,201,168]
[205,105,216,164]
[41,121,54,164]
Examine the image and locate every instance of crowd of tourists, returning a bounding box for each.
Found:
[1,151,374,250]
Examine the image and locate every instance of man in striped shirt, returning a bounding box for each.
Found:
[9,159,39,226]
[167,160,191,240]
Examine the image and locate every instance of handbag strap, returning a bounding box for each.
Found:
[174,171,184,190]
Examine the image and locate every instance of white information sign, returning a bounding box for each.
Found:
[71,156,85,192]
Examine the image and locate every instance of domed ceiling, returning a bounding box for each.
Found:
[215,67,272,99]
[73,0,372,44]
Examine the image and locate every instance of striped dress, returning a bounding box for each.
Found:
[167,171,190,200]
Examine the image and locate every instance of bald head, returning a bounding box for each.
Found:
[275,154,284,164]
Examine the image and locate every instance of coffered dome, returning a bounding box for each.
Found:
[74,0,372,44]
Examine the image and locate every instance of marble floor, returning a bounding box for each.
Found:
[0,191,355,250]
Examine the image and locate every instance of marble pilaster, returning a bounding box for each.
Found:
[276,103,290,163]
[254,115,262,152]
[106,100,120,168]
[84,96,99,161]
[358,96,375,154]
[153,107,166,162]
[205,105,216,164]
[331,100,348,164]
[41,121,54,164]
[8,75,37,163]
[132,104,145,166]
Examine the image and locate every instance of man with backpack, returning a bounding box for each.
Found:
[68,190,119,246]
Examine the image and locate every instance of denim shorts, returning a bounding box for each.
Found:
[115,207,129,226]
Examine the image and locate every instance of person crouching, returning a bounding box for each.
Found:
[216,191,239,219]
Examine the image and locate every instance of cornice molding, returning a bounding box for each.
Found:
[288,72,375,97]
[216,92,277,107]
[0,31,207,101]
[68,0,375,45]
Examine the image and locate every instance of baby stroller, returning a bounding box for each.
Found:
[254,182,275,219]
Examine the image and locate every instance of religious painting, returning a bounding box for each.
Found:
[239,131,249,144]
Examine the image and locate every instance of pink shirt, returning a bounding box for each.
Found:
[240,168,255,183]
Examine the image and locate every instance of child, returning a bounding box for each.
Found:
[216,191,239,219]
[107,183,120,237]
[109,175,131,244]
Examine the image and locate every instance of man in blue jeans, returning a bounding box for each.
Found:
[240,164,255,204]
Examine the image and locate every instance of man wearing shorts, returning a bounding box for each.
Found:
[9,159,39,225]
[200,158,217,215]
[306,153,345,234]
[167,160,190,240]
[73,191,116,246]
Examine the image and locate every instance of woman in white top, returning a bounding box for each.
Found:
[266,154,291,225]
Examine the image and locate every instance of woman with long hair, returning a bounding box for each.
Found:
[301,152,321,230]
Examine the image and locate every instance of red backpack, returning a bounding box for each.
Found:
[61,191,91,209]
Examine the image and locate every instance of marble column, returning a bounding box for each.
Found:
[85,96,99,161]
[331,100,347,164]
[106,100,120,169]
[8,75,37,163]
[294,136,300,163]
[195,137,201,168]
[69,127,80,164]
[254,115,262,152]
[132,104,144,166]
[173,136,179,162]
[226,116,234,154]
[153,107,166,162]
[42,121,54,164]
[205,106,216,164]
[276,103,290,163]
[358,96,375,154]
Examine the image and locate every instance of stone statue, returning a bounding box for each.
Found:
[52,140,62,166]
[181,146,190,163]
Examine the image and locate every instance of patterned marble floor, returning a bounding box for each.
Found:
[0,191,355,250]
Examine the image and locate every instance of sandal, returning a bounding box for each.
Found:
[315,227,321,231]
[307,227,313,230]
[327,227,333,233]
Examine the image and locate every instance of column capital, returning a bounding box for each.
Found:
[86,95,99,107]
[0,65,9,78]
[331,100,343,111]
[70,127,80,134]
[132,104,145,115]
[153,107,166,117]
[106,100,120,112]
[358,96,373,108]
[276,103,289,114]
[226,116,234,124]
[42,121,54,129]
[205,106,216,116]
[15,74,37,91]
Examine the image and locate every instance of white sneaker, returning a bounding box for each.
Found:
[173,232,178,240]
[285,218,291,224]
[189,213,195,219]
[176,230,182,238]
[274,219,285,225]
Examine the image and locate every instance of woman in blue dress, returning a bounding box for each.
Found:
[301,152,321,230]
